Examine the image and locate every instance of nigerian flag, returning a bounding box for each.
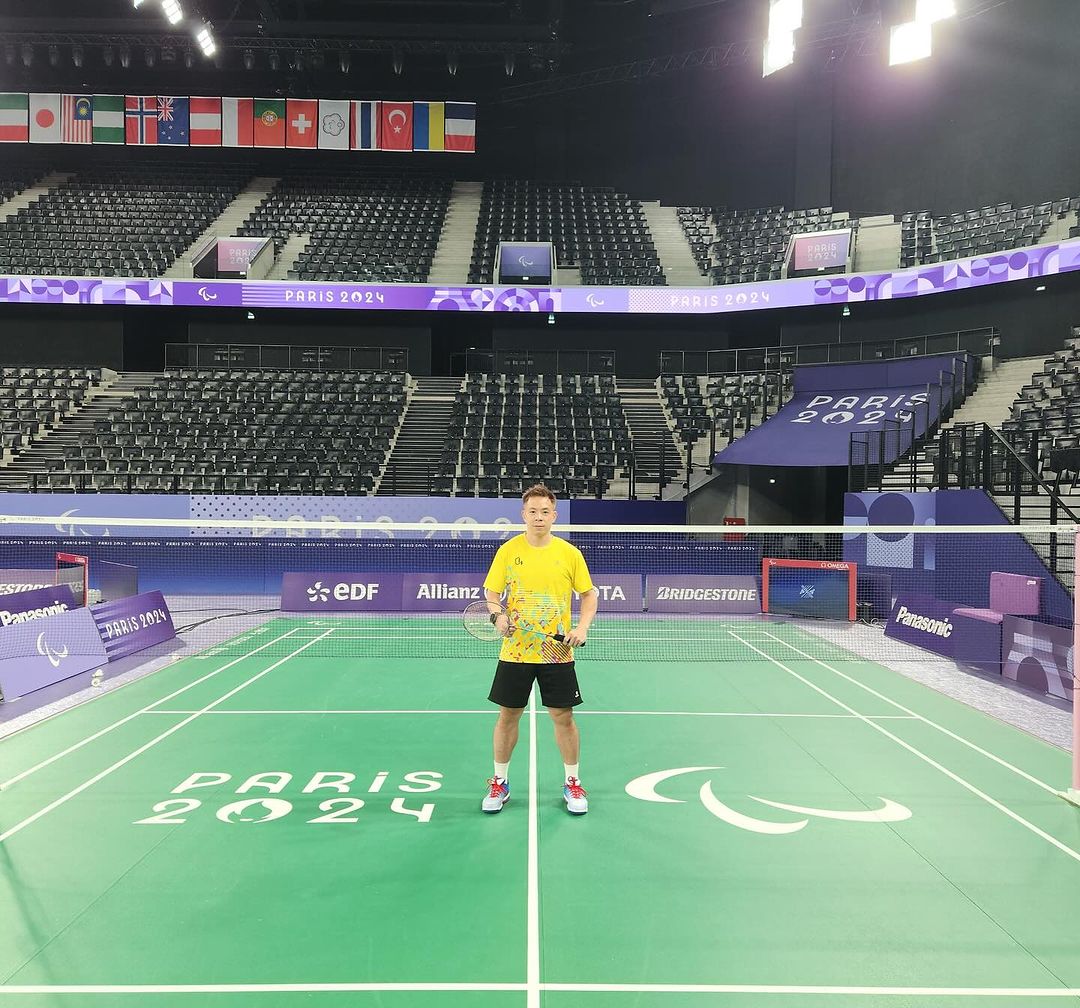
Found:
[92,94,124,144]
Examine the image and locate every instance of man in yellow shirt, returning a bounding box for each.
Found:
[481,484,598,815]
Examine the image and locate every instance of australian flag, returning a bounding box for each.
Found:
[155,96,189,145]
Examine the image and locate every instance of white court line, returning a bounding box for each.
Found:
[0,629,301,791]
[760,631,1066,798]
[1,983,1079,997]
[0,632,332,845]
[728,632,1080,867]
[137,710,919,719]
[527,689,540,1008]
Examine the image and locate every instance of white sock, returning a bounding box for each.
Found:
[494,762,510,782]
[564,764,580,783]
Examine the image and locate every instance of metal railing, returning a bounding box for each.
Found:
[164,343,409,372]
[848,356,978,493]
[450,349,616,376]
[659,327,997,376]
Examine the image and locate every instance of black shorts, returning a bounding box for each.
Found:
[488,660,583,710]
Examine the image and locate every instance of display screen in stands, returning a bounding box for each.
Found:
[497,242,554,284]
[788,228,852,275]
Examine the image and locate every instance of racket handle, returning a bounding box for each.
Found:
[552,634,585,647]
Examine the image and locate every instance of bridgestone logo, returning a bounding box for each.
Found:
[655,587,758,601]
[895,605,952,638]
[0,601,70,626]
[0,582,51,595]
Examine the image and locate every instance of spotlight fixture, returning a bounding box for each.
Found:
[268,50,280,70]
[48,44,60,67]
[392,48,403,75]
[102,45,114,66]
[161,0,183,25]
[119,45,131,68]
[195,24,216,57]
[768,0,802,34]
[309,50,324,69]
[144,46,156,67]
[183,49,195,68]
[339,51,350,74]
[504,52,515,77]
[889,19,932,65]
[242,48,255,70]
[762,31,794,76]
[4,44,15,66]
[447,51,458,77]
[132,0,146,7]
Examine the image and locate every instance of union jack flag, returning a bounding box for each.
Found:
[157,96,174,121]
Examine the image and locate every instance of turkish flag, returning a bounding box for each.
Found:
[379,101,412,151]
[286,99,318,149]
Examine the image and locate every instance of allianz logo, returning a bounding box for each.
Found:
[655,587,758,601]
[894,605,953,638]
[415,584,482,600]
[307,580,382,602]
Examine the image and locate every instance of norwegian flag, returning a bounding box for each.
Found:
[125,95,158,145]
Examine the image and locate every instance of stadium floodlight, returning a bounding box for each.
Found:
[915,0,956,23]
[132,0,146,7]
[768,0,802,34]
[195,24,216,56]
[161,0,183,25]
[762,30,795,76]
[889,20,932,65]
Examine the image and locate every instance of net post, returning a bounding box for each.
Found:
[1068,528,1080,806]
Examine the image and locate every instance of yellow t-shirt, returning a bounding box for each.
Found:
[483,534,594,664]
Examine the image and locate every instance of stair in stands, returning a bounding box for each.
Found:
[616,378,684,495]
[376,376,463,495]
[0,171,74,224]
[640,202,707,286]
[267,233,313,281]
[165,176,279,278]
[429,181,483,284]
[0,371,157,490]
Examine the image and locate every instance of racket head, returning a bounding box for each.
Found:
[462,599,506,642]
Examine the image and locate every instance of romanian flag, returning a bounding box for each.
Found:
[412,101,445,152]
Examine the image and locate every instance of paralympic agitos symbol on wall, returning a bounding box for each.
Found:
[625,766,912,836]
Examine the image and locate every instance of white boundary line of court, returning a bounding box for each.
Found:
[759,631,1067,798]
[0,629,302,791]
[0,632,332,845]
[727,632,1080,866]
[138,709,920,719]
[2,983,1080,997]
[527,689,540,1008]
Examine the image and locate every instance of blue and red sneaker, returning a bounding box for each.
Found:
[482,776,510,813]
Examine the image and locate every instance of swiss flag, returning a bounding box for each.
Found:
[379,101,412,151]
[286,99,318,148]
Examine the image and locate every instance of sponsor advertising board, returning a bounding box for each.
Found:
[91,591,177,661]
[884,593,1003,670]
[0,606,107,700]
[0,584,77,627]
[645,575,760,615]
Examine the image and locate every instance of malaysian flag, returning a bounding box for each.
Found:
[64,94,92,143]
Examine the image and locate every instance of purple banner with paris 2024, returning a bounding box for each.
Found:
[91,590,176,661]
[2,238,1079,314]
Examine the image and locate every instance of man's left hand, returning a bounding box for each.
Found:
[563,626,588,647]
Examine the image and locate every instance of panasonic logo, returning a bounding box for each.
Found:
[655,587,758,601]
[0,601,70,626]
[415,584,482,600]
[895,605,953,638]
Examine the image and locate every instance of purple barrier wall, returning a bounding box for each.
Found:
[1002,616,1074,701]
[0,606,107,700]
[885,593,1003,672]
[281,573,402,612]
[844,490,1073,627]
[91,591,176,661]
[2,239,1078,314]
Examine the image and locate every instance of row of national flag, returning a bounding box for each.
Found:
[0,94,476,152]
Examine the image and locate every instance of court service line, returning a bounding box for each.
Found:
[759,631,1065,799]
[728,633,1080,867]
[527,689,540,1008]
[0,629,302,792]
[0,631,333,845]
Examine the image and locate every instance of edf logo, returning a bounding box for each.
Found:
[333,582,380,601]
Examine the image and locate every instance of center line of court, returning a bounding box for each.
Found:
[527,688,540,1008]
[728,632,1080,867]
[0,631,333,846]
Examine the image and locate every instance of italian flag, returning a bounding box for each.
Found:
[0,93,29,143]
